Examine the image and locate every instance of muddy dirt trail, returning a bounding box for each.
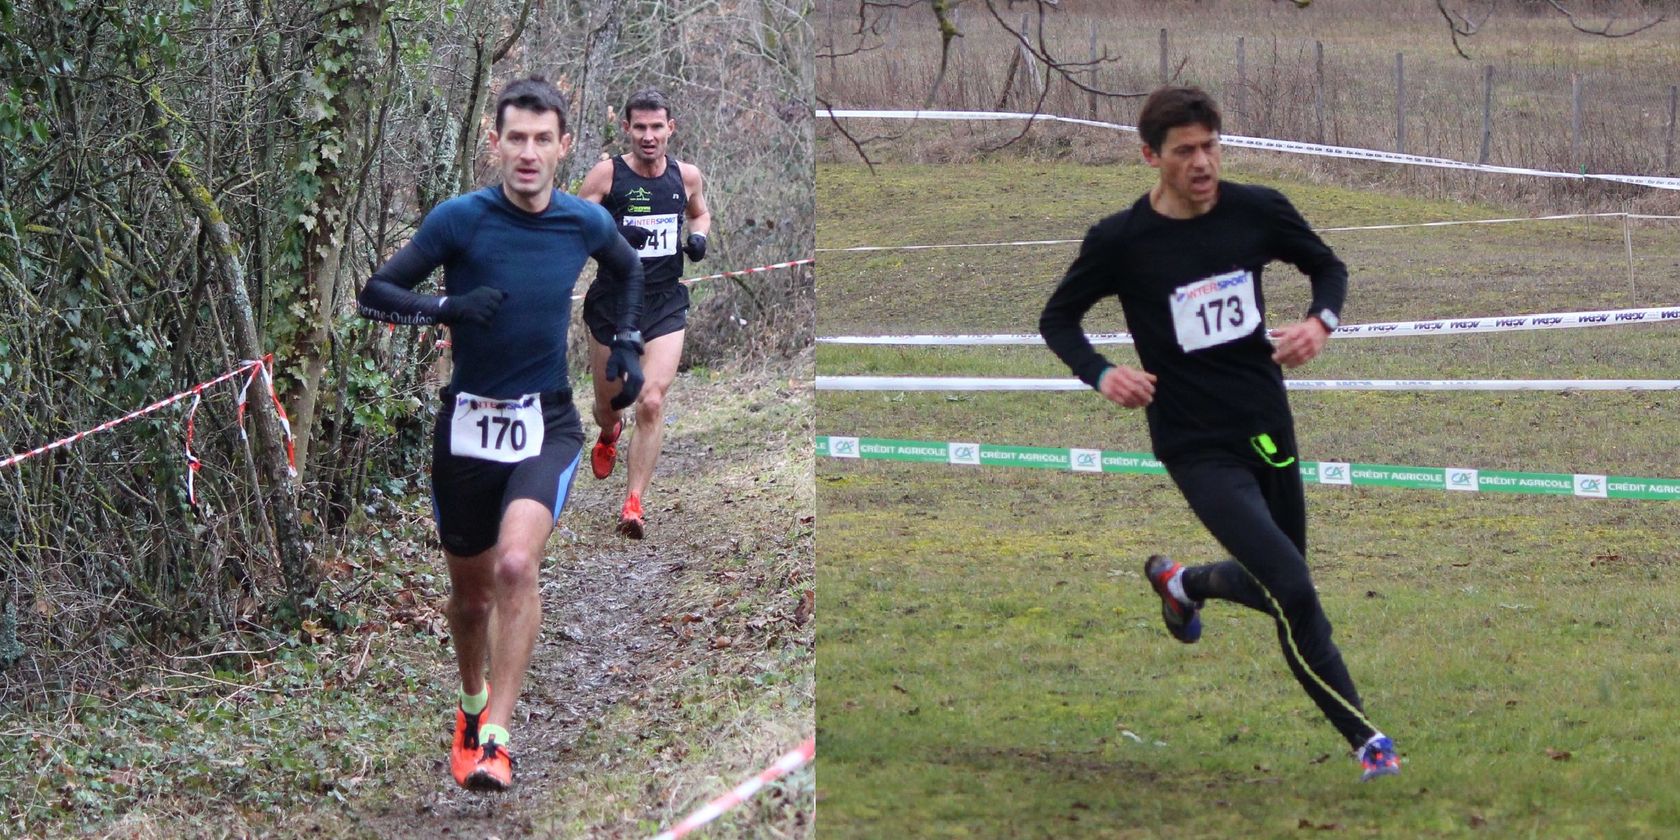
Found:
[316,361,814,839]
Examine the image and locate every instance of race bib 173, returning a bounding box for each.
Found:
[449,392,545,463]
[1170,269,1260,352]
[622,213,679,257]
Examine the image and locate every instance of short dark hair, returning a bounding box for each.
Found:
[495,76,569,134]
[623,88,673,121]
[1137,86,1222,152]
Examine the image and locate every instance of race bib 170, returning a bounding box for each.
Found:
[449,392,545,463]
[1170,269,1260,352]
[622,213,679,257]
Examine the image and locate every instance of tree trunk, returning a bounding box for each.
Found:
[289,0,389,478]
[560,0,623,191]
[141,84,314,614]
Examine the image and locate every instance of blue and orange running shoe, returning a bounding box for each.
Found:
[1143,554,1202,644]
[1358,735,1401,781]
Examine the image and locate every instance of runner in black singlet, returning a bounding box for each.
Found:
[579,87,712,539]
[1038,86,1401,783]
[357,76,646,793]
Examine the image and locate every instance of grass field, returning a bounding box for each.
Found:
[815,157,1680,838]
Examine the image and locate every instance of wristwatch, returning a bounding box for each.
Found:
[1310,309,1340,331]
[612,329,645,354]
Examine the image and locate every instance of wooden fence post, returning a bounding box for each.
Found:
[1087,22,1099,118]
[1480,65,1494,164]
[1159,28,1168,85]
[1315,41,1325,144]
[1666,85,1676,175]
[1572,73,1582,171]
[1236,36,1246,133]
[1021,13,1039,92]
[1395,52,1405,154]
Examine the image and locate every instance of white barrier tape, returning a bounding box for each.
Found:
[818,304,1680,346]
[816,375,1680,392]
[649,737,815,840]
[823,332,1132,346]
[817,214,1680,254]
[822,109,1680,191]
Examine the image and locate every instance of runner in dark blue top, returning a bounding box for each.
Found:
[578,87,713,539]
[356,76,645,793]
[1038,86,1400,783]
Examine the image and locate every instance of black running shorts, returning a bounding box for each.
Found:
[430,388,585,557]
[583,281,690,345]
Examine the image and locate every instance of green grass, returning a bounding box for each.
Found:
[816,159,1680,838]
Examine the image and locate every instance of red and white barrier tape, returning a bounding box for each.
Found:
[567,257,816,301]
[234,355,298,479]
[818,304,1680,346]
[650,737,815,840]
[3,356,297,505]
[397,258,817,349]
[2,360,259,470]
[679,258,815,286]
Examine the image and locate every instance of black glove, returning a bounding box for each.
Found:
[605,330,645,410]
[681,232,707,262]
[436,286,506,327]
[619,224,654,250]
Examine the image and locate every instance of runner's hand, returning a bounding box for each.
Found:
[1098,365,1156,408]
[606,335,645,410]
[436,286,506,327]
[1269,318,1331,368]
[681,232,707,262]
[619,224,654,249]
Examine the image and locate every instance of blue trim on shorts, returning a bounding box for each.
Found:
[550,451,583,523]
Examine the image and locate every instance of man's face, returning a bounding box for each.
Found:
[624,107,673,165]
[490,106,570,201]
[1143,122,1221,209]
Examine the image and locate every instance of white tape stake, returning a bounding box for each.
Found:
[821,109,1680,191]
[818,304,1680,346]
[816,376,1680,392]
[649,738,815,840]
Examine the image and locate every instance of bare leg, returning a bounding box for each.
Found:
[587,333,623,434]
[481,498,555,732]
[625,329,686,501]
[444,546,495,697]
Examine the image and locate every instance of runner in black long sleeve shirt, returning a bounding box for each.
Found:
[1038,86,1400,782]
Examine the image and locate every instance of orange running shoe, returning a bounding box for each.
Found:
[449,688,488,788]
[465,736,515,792]
[617,493,645,540]
[591,421,621,479]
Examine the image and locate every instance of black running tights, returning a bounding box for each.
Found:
[1164,443,1379,749]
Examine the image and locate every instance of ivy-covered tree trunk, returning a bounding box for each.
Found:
[453,0,534,195]
[560,0,623,190]
[288,0,388,478]
[140,84,314,611]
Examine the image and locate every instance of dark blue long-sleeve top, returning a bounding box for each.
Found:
[358,186,644,399]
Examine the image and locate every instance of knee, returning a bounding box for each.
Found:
[493,549,540,593]
[448,589,494,624]
[1268,581,1325,627]
[635,386,667,422]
